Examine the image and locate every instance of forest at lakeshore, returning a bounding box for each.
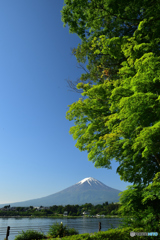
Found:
[0,202,120,217]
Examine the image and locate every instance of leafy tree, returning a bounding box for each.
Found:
[90,209,98,215]
[4,205,10,209]
[61,0,160,186]
[103,201,109,206]
[64,204,72,213]
[118,172,160,232]
[95,204,103,209]
[16,207,23,212]
[82,203,93,209]
[57,205,64,214]
[50,205,58,212]
[45,209,53,214]
[76,211,81,216]
[61,0,160,232]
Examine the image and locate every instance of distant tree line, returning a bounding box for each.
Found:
[0,202,121,217]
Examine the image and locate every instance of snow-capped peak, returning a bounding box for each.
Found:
[77,177,102,186]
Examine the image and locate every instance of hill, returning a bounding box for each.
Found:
[0,177,122,207]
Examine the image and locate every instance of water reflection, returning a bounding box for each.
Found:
[0,217,123,240]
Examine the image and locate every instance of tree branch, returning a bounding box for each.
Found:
[154,154,160,167]
[76,63,90,74]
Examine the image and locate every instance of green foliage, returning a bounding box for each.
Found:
[47,222,79,238]
[62,0,160,187]
[4,205,10,208]
[61,0,160,235]
[0,202,122,217]
[118,172,160,232]
[54,233,91,240]
[52,227,159,240]
[14,229,46,240]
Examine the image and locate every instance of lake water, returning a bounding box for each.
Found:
[0,217,123,240]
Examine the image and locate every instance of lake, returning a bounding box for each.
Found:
[0,217,123,240]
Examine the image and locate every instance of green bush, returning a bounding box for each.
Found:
[47,222,78,238]
[53,233,91,240]
[14,229,46,240]
[52,227,160,240]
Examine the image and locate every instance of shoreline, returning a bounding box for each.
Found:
[0,215,123,218]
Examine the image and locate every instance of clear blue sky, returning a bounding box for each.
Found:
[0,0,130,204]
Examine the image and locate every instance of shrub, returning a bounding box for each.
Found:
[47,222,78,238]
[53,233,91,240]
[51,227,160,240]
[14,229,46,240]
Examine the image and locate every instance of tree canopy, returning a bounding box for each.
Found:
[118,172,160,232]
[61,0,160,187]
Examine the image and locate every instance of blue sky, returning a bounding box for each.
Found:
[0,0,130,204]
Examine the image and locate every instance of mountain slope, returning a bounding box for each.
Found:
[0,177,122,207]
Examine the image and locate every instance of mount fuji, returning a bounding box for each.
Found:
[0,177,122,207]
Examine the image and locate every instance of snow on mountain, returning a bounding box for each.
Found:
[75,177,117,191]
[77,177,103,186]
